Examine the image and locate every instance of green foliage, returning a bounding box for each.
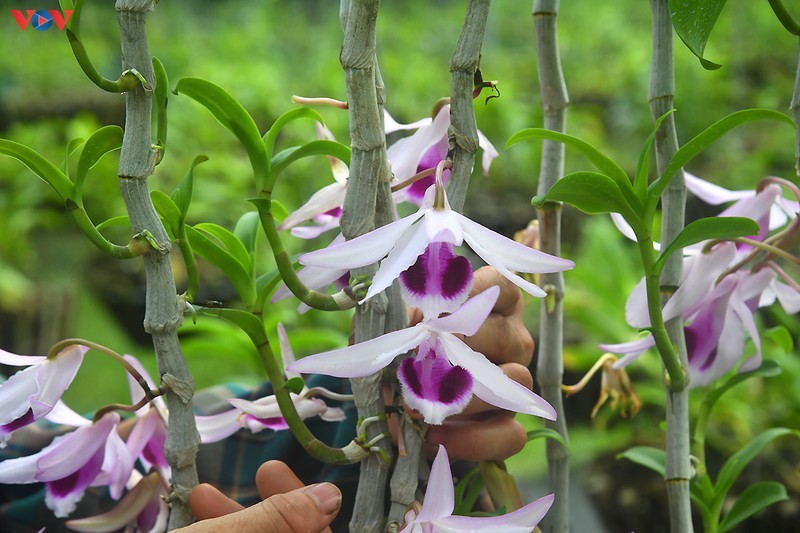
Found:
[670,0,728,69]
[617,445,666,476]
[74,125,122,200]
[718,482,789,532]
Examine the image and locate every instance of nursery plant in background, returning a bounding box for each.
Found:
[0,1,797,533]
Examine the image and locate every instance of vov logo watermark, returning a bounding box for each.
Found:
[11,9,73,31]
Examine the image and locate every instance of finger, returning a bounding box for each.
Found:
[461,313,533,366]
[256,460,306,501]
[470,266,522,316]
[184,483,341,533]
[189,483,245,520]
[460,363,533,416]
[425,416,527,462]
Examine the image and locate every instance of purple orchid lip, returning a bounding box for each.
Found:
[400,242,473,319]
[398,338,473,425]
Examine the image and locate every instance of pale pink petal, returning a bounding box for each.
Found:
[0,349,46,366]
[624,277,649,329]
[771,279,800,314]
[386,106,450,181]
[605,335,656,369]
[417,445,455,522]
[423,208,464,245]
[314,122,349,185]
[228,396,281,419]
[362,221,431,302]
[272,235,348,303]
[428,286,499,337]
[439,334,556,420]
[37,413,119,481]
[287,325,430,378]
[436,494,554,532]
[280,182,347,231]
[685,173,752,205]
[290,217,341,239]
[277,323,299,378]
[0,448,40,483]
[123,354,164,413]
[45,400,91,427]
[662,243,737,321]
[320,407,346,422]
[31,346,88,420]
[299,212,423,269]
[94,430,133,500]
[383,109,432,134]
[195,409,241,444]
[0,366,40,427]
[477,129,499,176]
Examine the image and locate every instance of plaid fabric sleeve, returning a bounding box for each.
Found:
[0,375,362,533]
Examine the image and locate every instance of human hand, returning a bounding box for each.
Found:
[178,460,341,533]
[407,266,535,462]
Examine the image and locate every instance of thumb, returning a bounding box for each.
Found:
[190,482,341,533]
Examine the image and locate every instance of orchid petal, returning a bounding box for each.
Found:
[37,413,119,481]
[0,448,40,483]
[46,446,106,517]
[30,346,86,420]
[428,286,499,337]
[691,310,744,388]
[123,354,165,413]
[400,242,473,319]
[314,122,349,184]
[386,105,449,181]
[730,288,763,374]
[195,409,241,444]
[424,207,464,245]
[436,494,554,531]
[685,281,734,377]
[477,129,499,176]
[0,348,46,366]
[290,217,341,239]
[383,109,432,134]
[417,445,455,522]
[272,234,348,302]
[229,396,281,419]
[45,400,91,427]
[299,212,423,269]
[662,243,737,321]
[288,325,430,378]
[772,279,800,314]
[604,335,656,369]
[277,323,299,379]
[320,407,346,422]
[97,430,133,500]
[0,366,39,427]
[440,334,556,420]
[363,220,431,302]
[624,277,649,328]
[685,173,752,205]
[280,182,347,231]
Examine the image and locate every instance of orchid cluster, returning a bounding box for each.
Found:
[603,175,800,387]
[0,331,345,530]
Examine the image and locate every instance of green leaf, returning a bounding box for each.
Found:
[525,428,569,448]
[533,171,639,222]
[170,155,207,221]
[270,140,351,181]
[194,223,253,277]
[763,326,794,353]
[669,0,728,70]
[284,377,305,395]
[150,190,182,237]
[185,225,256,306]
[174,78,269,185]
[270,199,290,223]
[617,446,666,477]
[197,307,267,348]
[654,216,760,273]
[714,428,798,506]
[264,107,325,161]
[634,110,675,200]
[719,482,788,532]
[506,128,638,209]
[95,215,130,232]
[705,360,781,410]
[152,56,169,152]
[649,109,795,207]
[63,137,85,173]
[74,125,123,199]
[0,139,74,199]
[234,211,261,255]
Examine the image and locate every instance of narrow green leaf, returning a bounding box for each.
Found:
[617,446,666,477]
[194,223,253,277]
[174,78,269,185]
[234,211,261,255]
[150,190,182,237]
[95,215,130,232]
[197,307,266,348]
[270,199,290,223]
[0,140,74,200]
[525,428,568,448]
[186,225,256,306]
[170,155,207,221]
[669,0,728,70]
[533,171,638,222]
[654,216,759,273]
[763,326,794,353]
[152,57,169,153]
[649,109,795,206]
[714,428,798,505]
[506,128,638,209]
[270,140,351,181]
[63,137,85,173]
[74,126,123,199]
[264,107,325,161]
[634,110,675,200]
[718,482,788,533]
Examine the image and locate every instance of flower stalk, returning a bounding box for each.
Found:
[114,1,199,528]
[533,0,571,530]
[649,0,693,531]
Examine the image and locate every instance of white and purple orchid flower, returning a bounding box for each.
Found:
[289,286,556,424]
[0,345,87,446]
[401,444,554,532]
[0,412,129,517]
[300,180,574,307]
[195,324,346,443]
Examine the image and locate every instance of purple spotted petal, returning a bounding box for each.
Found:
[400,242,473,319]
[685,277,736,382]
[46,447,106,517]
[398,338,473,425]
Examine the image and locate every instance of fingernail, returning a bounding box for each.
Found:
[304,483,341,515]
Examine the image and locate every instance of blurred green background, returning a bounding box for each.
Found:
[0,1,798,530]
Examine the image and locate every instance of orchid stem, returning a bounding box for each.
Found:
[389,163,448,193]
[93,390,163,423]
[734,237,800,265]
